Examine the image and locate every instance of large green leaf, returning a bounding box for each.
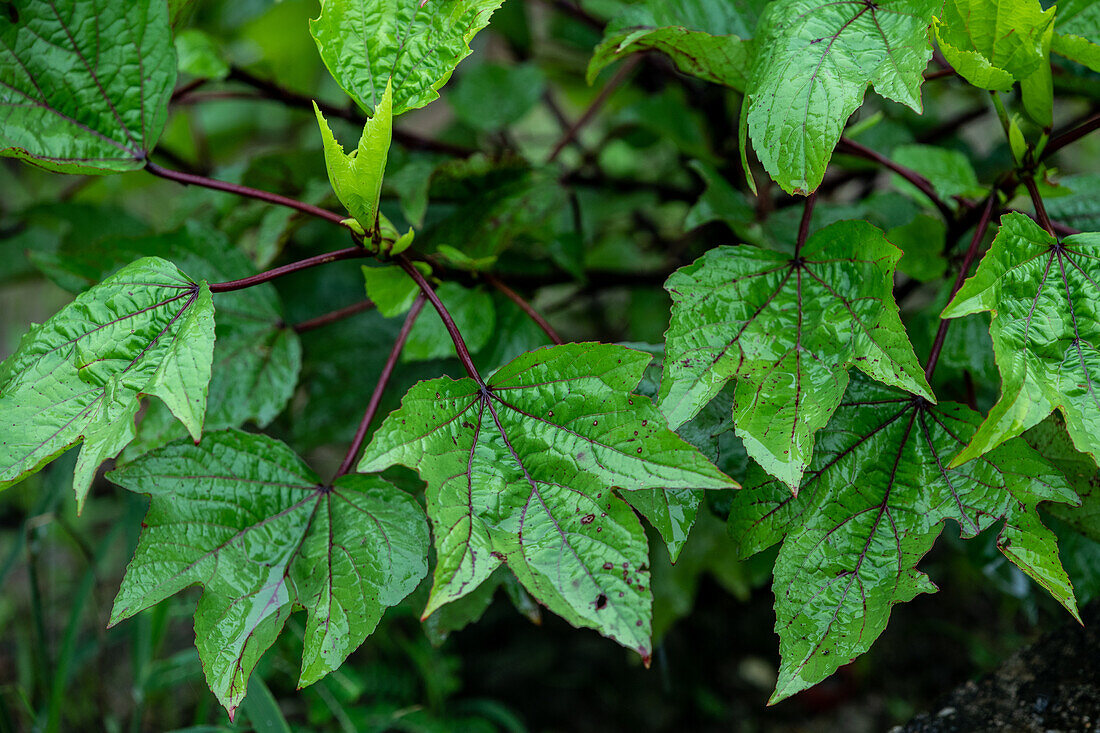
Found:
[587,0,766,90]
[0,0,176,173]
[358,343,736,659]
[745,0,939,194]
[310,0,504,117]
[1024,415,1100,542]
[0,257,214,507]
[943,214,1100,467]
[660,220,933,490]
[29,223,302,451]
[108,430,429,718]
[933,0,1055,125]
[1052,0,1100,72]
[729,375,1078,703]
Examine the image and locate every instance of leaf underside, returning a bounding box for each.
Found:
[359,343,736,660]
[0,0,176,172]
[660,220,933,490]
[728,374,1078,703]
[108,430,429,717]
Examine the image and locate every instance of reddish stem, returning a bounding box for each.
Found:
[547,56,641,163]
[925,194,998,381]
[837,138,954,221]
[334,294,427,479]
[484,273,564,345]
[396,255,485,385]
[795,191,817,257]
[1042,112,1100,159]
[210,246,369,293]
[1023,175,1057,238]
[145,161,349,227]
[293,299,376,334]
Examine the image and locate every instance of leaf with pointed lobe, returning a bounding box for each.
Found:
[358,343,736,660]
[107,430,429,718]
[1024,415,1100,542]
[310,0,504,117]
[943,214,1100,468]
[660,220,934,491]
[728,375,1078,703]
[0,257,213,507]
[745,0,939,194]
[0,0,176,173]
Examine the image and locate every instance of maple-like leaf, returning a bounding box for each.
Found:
[108,430,428,718]
[942,214,1100,467]
[728,375,1078,703]
[745,0,939,194]
[358,343,736,659]
[0,0,176,173]
[0,257,214,507]
[310,0,503,117]
[659,220,933,490]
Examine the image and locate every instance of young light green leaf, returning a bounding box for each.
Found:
[942,214,1100,468]
[728,375,1078,704]
[660,220,934,491]
[403,283,495,362]
[314,82,392,235]
[1052,0,1100,72]
[0,0,176,173]
[363,264,421,317]
[934,0,1055,124]
[0,257,213,507]
[310,0,504,117]
[587,0,766,90]
[108,430,429,718]
[745,0,939,194]
[358,343,737,660]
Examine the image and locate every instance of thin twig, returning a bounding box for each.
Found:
[836,137,955,221]
[334,294,426,479]
[547,56,641,163]
[210,247,369,293]
[293,299,376,334]
[145,161,349,227]
[1023,175,1057,237]
[484,273,564,344]
[1042,112,1100,159]
[396,255,485,385]
[925,194,998,381]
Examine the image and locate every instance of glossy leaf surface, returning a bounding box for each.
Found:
[745,0,938,194]
[660,220,933,490]
[1052,0,1100,72]
[109,430,429,717]
[0,0,176,173]
[943,214,1100,467]
[728,376,1078,703]
[358,343,736,659]
[310,0,504,116]
[0,257,213,506]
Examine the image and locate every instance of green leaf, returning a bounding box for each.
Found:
[175,29,229,81]
[29,223,302,450]
[942,214,1100,468]
[403,283,494,362]
[0,257,214,507]
[889,214,948,283]
[1046,174,1100,232]
[310,0,504,117]
[1024,415,1100,542]
[0,0,176,173]
[108,430,429,718]
[934,0,1056,125]
[363,264,421,318]
[1052,0,1100,73]
[314,83,392,234]
[745,0,939,194]
[358,343,736,659]
[683,160,759,240]
[586,0,767,90]
[449,63,546,131]
[728,375,1078,703]
[890,144,985,203]
[660,220,934,490]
